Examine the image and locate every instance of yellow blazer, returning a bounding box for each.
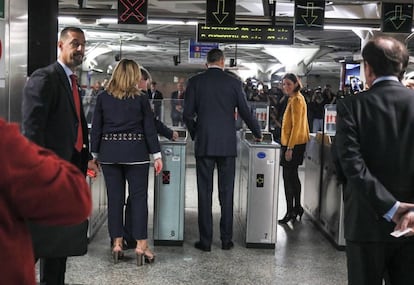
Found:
[281,92,310,148]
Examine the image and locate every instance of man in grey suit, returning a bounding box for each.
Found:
[22,27,98,285]
[183,48,262,251]
[335,36,414,285]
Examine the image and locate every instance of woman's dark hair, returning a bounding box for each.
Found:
[282,73,302,93]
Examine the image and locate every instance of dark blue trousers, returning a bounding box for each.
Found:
[195,156,235,247]
[102,163,149,240]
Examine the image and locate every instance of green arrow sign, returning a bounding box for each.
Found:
[295,0,325,30]
[382,2,413,33]
[206,0,235,26]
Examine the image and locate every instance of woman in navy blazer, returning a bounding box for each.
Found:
[90,59,162,266]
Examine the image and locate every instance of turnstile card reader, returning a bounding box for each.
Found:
[238,131,280,248]
[153,131,187,245]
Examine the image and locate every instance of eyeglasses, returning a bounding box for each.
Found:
[68,40,86,49]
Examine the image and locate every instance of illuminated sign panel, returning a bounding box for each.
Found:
[197,24,294,45]
[295,0,325,30]
[118,0,148,25]
[381,2,413,33]
[206,0,236,26]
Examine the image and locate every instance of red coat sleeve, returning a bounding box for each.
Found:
[1,120,92,225]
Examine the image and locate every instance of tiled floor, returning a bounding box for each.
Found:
[37,142,348,285]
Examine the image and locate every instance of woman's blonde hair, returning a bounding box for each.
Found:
[106,59,141,99]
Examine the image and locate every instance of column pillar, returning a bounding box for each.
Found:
[28,0,58,75]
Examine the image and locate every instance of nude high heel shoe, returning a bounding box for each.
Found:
[112,237,124,264]
[135,242,155,266]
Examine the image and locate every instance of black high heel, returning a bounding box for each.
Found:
[295,207,304,221]
[278,212,296,224]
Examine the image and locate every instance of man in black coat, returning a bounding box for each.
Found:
[170,81,185,126]
[183,48,262,251]
[22,26,98,285]
[334,35,414,285]
[148,81,163,120]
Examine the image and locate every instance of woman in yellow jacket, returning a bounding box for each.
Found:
[278,73,310,224]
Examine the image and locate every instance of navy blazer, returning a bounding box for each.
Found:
[147,89,163,100]
[183,67,262,157]
[90,90,160,163]
[170,90,184,119]
[22,62,90,168]
[335,80,414,242]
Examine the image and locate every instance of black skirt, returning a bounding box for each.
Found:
[280,143,306,167]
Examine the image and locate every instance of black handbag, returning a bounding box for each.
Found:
[27,219,89,258]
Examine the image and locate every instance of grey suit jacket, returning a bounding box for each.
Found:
[335,80,414,242]
[183,67,261,157]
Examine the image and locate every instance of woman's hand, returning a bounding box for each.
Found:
[154,158,163,175]
[87,159,100,177]
[285,149,293,161]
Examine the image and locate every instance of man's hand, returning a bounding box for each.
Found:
[255,135,263,142]
[394,211,414,237]
[172,131,179,141]
[392,202,414,224]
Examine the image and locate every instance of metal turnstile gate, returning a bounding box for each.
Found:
[238,131,280,248]
[153,130,187,245]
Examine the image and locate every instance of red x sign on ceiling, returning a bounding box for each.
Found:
[118,0,148,24]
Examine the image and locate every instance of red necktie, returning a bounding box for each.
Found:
[70,74,83,152]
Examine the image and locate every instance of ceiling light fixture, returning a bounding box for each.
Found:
[59,16,80,25]
[324,25,379,31]
[148,19,198,25]
[94,18,198,26]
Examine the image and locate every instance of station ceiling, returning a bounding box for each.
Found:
[58,0,414,79]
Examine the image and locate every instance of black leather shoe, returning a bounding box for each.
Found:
[194,241,211,252]
[221,241,234,250]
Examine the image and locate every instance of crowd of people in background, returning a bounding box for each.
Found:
[81,73,363,143]
[241,76,363,142]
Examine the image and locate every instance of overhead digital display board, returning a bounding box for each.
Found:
[197,24,294,45]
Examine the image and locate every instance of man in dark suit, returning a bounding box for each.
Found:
[148,81,163,120]
[183,48,262,251]
[334,36,414,285]
[22,26,99,285]
[171,81,185,126]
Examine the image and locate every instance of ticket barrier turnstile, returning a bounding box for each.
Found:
[153,130,187,245]
[238,131,280,248]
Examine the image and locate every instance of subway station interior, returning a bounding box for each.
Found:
[1,0,413,284]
